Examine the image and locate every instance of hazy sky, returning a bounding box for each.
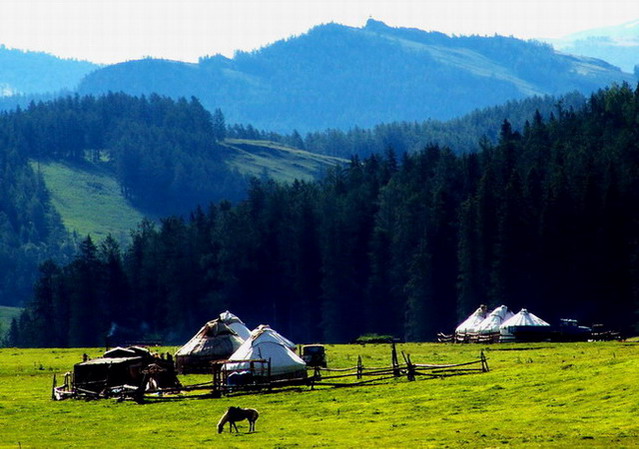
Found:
[1,0,638,64]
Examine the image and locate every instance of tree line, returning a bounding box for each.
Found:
[8,83,639,346]
[0,94,245,305]
[230,91,586,158]
[3,93,245,214]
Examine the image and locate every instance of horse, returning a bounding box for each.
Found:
[217,406,259,433]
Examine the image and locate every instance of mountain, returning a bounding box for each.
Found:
[0,46,98,95]
[77,19,633,132]
[550,19,639,73]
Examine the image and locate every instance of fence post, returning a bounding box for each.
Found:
[406,354,415,381]
[480,350,489,372]
[212,362,222,398]
[357,355,363,380]
[51,374,57,400]
[315,366,321,380]
[391,340,400,377]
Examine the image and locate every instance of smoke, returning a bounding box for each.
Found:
[107,322,118,338]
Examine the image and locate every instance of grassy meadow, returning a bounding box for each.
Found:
[32,160,146,242]
[1,342,638,448]
[31,143,344,245]
[223,139,347,183]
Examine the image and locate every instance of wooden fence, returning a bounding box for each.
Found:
[438,332,501,343]
[308,344,489,389]
[53,344,489,402]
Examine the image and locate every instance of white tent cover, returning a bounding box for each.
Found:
[476,305,514,334]
[249,324,296,350]
[224,326,305,377]
[500,309,550,330]
[455,305,489,333]
[219,310,251,341]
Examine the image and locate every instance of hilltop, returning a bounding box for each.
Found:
[77,19,633,132]
[0,46,98,95]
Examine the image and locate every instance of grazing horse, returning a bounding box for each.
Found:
[217,406,259,433]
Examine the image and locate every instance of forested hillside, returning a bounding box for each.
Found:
[10,83,639,347]
[77,20,632,132]
[0,126,72,307]
[294,92,587,158]
[4,94,245,215]
[0,94,248,306]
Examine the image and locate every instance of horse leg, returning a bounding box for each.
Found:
[231,421,239,433]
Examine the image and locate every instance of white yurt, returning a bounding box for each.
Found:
[455,305,489,335]
[499,308,551,342]
[249,324,296,351]
[175,319,244,373]
[219,310,251,341]
[476,305,514,334]
[224,326,306,380]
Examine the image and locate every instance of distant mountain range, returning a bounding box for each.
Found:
[74,19,633,132]
[0,46,98,95]
[550,19,639,73]
[0,20,635,133]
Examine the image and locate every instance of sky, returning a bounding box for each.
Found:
[1,0,638,64]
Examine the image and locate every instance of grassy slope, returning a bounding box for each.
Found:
[33,143,343,242]
[223,139,347,183]
[0,306,21,336]
[1,342,637,448]
[32,160,145,242]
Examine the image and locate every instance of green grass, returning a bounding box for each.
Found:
[1,342,638,448]
[32,160,146,242]
[0,306,21,337]
[32,142,344,243]
[223,139,347,183]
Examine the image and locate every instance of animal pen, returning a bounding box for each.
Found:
[52,343,489,402]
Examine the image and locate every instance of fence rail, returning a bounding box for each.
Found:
[306,346,489,389]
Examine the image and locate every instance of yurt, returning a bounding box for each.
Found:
[175,320,244,373]
[249,324,296,351]
[455,305,489,339]
[224,326,306,380]
[476,305,514,337]
[219,310,251,341]
[499,308,551,342]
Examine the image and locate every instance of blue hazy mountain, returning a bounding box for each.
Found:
[550,19,639,73]
[75,20,635,131]
[0,45,98,95]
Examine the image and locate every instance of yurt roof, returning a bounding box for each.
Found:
[176,319,244,358]
[219,310,244,325]
[225,326,305,376]
[476,305,514,334]
[455,305,489,333]
[219,310,251,341]
[249,324,296,350]
[500,309,550,328]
